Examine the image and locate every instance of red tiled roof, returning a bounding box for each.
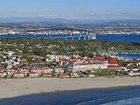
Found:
[108,58,118,64]
[30,71,38,74]
[0,71,6,74]
[61,58,79,62]
[95,56,106,61]
[14,70,26,74]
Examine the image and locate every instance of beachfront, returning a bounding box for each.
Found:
[0,77,140,99]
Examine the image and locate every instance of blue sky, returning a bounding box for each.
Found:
[0,0,140,19]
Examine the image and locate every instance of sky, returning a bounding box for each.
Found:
[0,0,140,20]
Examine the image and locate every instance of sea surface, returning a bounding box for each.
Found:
[96,34,140,43]
[0,34,140,43]
[0,86,140,105]
[0,34,89,40]
[116,53,140,60]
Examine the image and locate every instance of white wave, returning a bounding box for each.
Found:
[76,100,96,105]
[76,97,112,105]
[102,97,140,105]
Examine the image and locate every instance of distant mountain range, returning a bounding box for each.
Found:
[0,17,140,25]
[0,17,48,23]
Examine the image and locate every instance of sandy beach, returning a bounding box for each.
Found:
[0,77,140,99]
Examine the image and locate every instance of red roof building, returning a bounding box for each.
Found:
[95,56,106,62]
[108,55,120,69]
[61,58,80,63]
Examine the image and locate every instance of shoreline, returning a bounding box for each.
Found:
[1,85,139,101]
[0,77,140,99]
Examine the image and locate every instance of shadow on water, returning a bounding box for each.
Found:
[0,86,140,105]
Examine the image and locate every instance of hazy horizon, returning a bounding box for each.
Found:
[0,0,140,20]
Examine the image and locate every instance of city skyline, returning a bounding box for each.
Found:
[0,0,140,20]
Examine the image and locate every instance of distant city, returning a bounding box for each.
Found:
[0,19,140,35]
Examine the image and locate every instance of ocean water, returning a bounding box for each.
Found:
[116,53,140,60]
[0,86,140,105]
[102,97,140,105]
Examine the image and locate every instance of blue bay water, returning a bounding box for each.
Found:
[116,53,140,60]
[0,34,140,43]
[96,34,140,43]
[0,86,140,105]
[0,34,88,40]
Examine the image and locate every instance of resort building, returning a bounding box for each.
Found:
[108,54,121,69]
